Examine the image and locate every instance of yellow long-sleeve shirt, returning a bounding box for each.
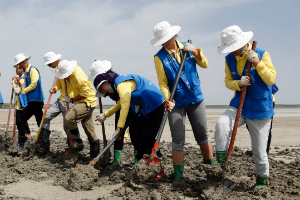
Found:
[54,78,75,101]
[225,43,276,101]
[104,80,136,128]
[154,40,209,101]
[67,66,97,107]
[21,64,40,95]
[11,78,25,110]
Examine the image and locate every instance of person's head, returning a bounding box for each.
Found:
[43,51,62,68]
[55,60,77,79]
[13,53,30,69]
[217,25,253,55]
[150,21,181,47]
[15,65,24,75]
[93,72,119,98]
[98,81,113,95]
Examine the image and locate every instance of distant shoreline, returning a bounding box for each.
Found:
[1,103,299,109]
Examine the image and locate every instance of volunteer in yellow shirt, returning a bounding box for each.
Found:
[55,60,99,158]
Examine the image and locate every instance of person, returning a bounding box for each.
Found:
[215,25,277,188]
[92,68,166,178]
[36,52,77,154]
[55,60,99,158]
[11,66,30,150]
[151,21,214,183]
[13,53,45,150]
[88,60,138,166]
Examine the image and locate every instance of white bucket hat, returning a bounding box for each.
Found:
[150,21,181,46]
[95,80,108,97]
[88,60,112,83]
[55,60,77,79]
[218,25,253,54]
[44,51,62,66]
[13,53,31,68]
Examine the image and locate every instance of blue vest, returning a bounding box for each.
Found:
[18,73,28,108]
[155,42,204,107]
[114,74,164,116]
[0,90,3,104]
[25,66,45,102]
[226,48,276,120]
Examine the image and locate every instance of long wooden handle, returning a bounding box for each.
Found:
[98,97,107,142]
[6,88,14,133]
[226,41,257,160]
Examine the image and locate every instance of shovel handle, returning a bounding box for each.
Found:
[226,41,257,160]
[6,88,14,133]
[98,97,107,142]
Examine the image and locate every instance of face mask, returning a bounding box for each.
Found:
[109,85,114,93]
[239,46,245,57]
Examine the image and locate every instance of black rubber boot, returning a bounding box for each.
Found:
[37,128,51,154]
[69,128,84,151]
[89,139,100,158]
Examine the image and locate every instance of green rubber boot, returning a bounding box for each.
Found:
[216,151,227,168]
[112,150,121,166]
[203,158,215,166]
[173,164,184,183]
[256,175,267,188]
[131,150,138,169]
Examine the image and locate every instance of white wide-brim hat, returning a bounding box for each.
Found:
[88,60,112,83]
[44,51,62,66]
[13,53,31,68]
[151,21,181,46]
[55,60,77,79]
[218,25,253,54]
[95,80,108,97]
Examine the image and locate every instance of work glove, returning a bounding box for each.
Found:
[13,77,20,84]
[165,100,175,112]
[246,50,258,63]
[64,96,72,103]
[49,87,56,94]
[95,113,106,123]
[239,76,251,87]
[112,129,120,140]
[183,43,195,52]
[14,87,21,94]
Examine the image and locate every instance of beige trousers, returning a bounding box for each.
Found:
[65,102,97,141]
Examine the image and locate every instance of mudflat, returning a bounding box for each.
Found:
[0,110,299,199]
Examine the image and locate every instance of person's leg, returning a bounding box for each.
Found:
[60,100,76,139]
[214,106,246,167]
[246,117,271,187]
[33,101,44,127]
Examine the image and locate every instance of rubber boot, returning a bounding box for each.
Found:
[216,151,227,168]
[203,158,215,166]
[173,164,184,183]
[112,150,121,166]
[256,175,267,188]
[37,128,51,154]
[89,139,100,158]
[131,150,138,169]
[69,128,84,151]
[16,136,27,151]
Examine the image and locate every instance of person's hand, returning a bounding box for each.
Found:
[14,88,21,94]
[65,96,71,103]
[95,113,106,123]
[165,100,175,112]
[13,77,20,84]
[49,87,56,94]
[246,50,258,63]
[183,43,195,52]
[239,76,251,87]
[112,127,121,140]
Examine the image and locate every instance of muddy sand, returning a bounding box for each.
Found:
[0,111,299,199]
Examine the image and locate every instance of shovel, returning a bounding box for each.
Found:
[222,41,257,193]
[98,97,111,166]
[4,88,14,144]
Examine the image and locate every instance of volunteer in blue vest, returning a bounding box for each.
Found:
[13,53,45,150]
[93,71,166,178]
[11,66,30,151]
[151,21,214,183]
[215,25,276,188]
[55,60,100,158]
[89,60,138,166]
[34,52,77,154]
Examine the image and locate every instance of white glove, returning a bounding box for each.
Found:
[95,113,106,123]
[165,100,175,112]
[246,50,258,63]
[112,130,119,140]
[14,79,19,84]
[183,43,195,52]
[49,87,56,94]
[64,96,71,103]
[239,76,251,87]
[14,88,21,94]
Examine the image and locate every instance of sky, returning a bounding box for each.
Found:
[0,0,299,105]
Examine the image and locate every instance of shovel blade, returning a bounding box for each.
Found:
[65,148,78,160]
[223,179,234,193]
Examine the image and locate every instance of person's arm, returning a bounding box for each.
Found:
[21,68,39,94]
[154,56,171,101]
[194,48,209,68]
[225,60,242,91]
[104,101,121,117]
[254,51,276,85]
[54,79,62,92]
[116,81,133,128]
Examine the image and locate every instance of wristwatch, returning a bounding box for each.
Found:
[70,98,74,103]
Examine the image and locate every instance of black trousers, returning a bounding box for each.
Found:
[19,101,44,137]
[16,110,30,135]
[131,103,165,160]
